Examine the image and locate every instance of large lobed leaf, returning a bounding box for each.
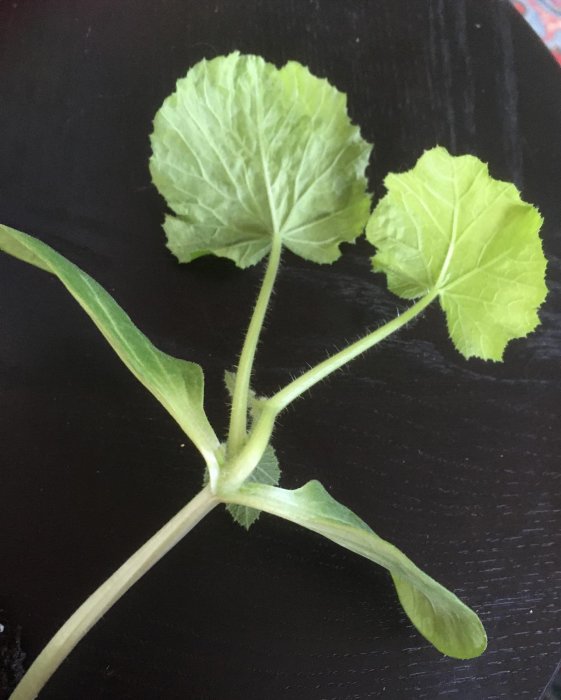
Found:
[150,52,371,268]
[0,224,219,463]
[224,480,487,659]
[366,147,547,360]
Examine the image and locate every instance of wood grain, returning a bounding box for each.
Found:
[0,0,560,697]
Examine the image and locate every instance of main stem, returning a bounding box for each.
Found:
[227,235,282,455]
[11,485,219,700]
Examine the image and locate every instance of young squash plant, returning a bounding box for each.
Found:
[0,53,547,698]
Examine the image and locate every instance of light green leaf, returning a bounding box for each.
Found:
[224,480,486,659]
[0,224,220,464]
[150,52,371,268]
[366,146,547,360]
[225,445,281,529]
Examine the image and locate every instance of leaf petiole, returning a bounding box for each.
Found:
[227,233,283,456]
[220,402,278,492]
[220,292,438,491]
[269,290,438,413]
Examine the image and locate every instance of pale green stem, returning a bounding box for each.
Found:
[11,485,219,700]
[220,292,438,492]
[269,291,438,413]
[219,402,278,493]
[227,235,283,455]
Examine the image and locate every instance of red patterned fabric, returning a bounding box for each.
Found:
[513,0,561,64]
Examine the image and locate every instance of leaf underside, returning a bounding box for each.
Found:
[366,146,548,360]
[0,224,219,461]
[150,52,372,268]
[225,480,487,659]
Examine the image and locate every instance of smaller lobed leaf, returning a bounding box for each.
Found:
[225,446,281,529]
[366,147,548,360]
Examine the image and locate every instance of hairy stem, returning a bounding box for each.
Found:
[220,292,438,492]
[227,234,282,455]
[219,402,278,492]
[269,292,438,413]
[11,486,219,700]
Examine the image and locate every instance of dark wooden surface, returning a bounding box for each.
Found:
[1,1,560,698]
